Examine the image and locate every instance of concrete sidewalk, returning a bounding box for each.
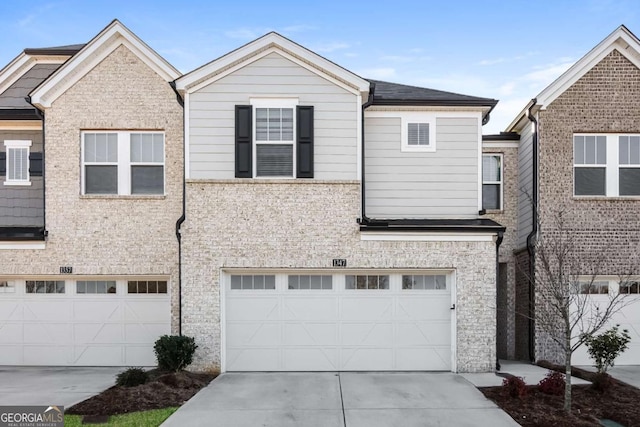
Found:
[461,360,590,387]
[161,372,518,427]
[0,366,123,407]
[578,365,640,389]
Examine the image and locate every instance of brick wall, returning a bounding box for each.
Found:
[182,180,498,373]
[535,49,640,362]
[0,44,184,332]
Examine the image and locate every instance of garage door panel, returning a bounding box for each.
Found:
[24,345,71,365]
[342,323,393,346]
[396,348,451,371]
[397,297,450,320]
[284,323,337,346]
[74,345,124,366]
[24,323,72,344]
[125,346,157,366]
[226,323,279,346]
[283,348,339,371]
[341,298,393,321]
[124,301,169,322]
[75,323,122,343]
[396,322,450,346]
[24,301,72,321]
[75,301,120,322]
[226,298,279,321]
[282,298,337,321]
[0,345,23,364]
[0,301,22,320]
[227,348,280,371]
[125,323,172,344]
[341,348,393,371]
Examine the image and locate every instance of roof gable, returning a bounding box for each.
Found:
[508,25,640,131]
[30,20,180,109]
[175,32,370,97]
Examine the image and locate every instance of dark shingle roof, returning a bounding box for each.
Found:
[23,44,85,56]
[367,79,497,108]
[482,132,520,141]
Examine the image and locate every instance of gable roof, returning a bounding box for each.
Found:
[30,19,180,109]
[368,79,497,108]
[175,32,371,97]
[508,25,640,132]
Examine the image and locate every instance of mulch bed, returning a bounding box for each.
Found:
[480,361,640,426]
[66,369,217,416]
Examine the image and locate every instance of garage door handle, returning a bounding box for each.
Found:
[450,304,455,310]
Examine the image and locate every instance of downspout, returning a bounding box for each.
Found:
[525,98,538,362]
[358,82,375,224]
[495,230,504,371]
[26,97,47,239]
[170,81,185,336]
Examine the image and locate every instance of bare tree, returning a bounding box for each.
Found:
[530,208,635,412]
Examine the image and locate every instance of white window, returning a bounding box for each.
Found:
[230,275,276,290]
[0,280,15,293]
[574,134,640,197]
[127,280,168,294]
[287,275,333,290]
[4,140,31,186]
[482,154,503,210]
[26,280,65,294]
[401,114,436,152]
[77,280,117,294]
[251,99,297,178]
[345,275,390,290]
[82,131,164,195]
[402,274,447,290]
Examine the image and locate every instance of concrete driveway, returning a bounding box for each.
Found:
[0,367,123,407]
[162,372,518,427]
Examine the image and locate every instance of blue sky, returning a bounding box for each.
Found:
[0,0,638,133]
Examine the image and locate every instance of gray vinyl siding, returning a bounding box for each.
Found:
[0,64,60,109]
[517,124,534,248]
[0,129,44,227]
[365,116,480,219]
[188,52,358,180]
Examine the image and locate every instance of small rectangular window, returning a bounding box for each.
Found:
[402,274,447,290]
[482,154,502,210]
[345,275,389,290]
[4,140,32,185]
[77,281,116,294]
[579,281,609,294]
[619,281,640,294]
[0,280,14,293]
[288,275,333,290]
[230,275,276,290]
[574,135,607,196]
[26,280,65,294]
[127,280,168,294]
[407,123,429,146]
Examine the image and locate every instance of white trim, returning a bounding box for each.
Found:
[450,269,457,373]
[360,232,495,242]
[184,92,190,180]
[176,32,369,96]
[0,241,46,250]
[356,94,362,184]
[477,117,483,211]
[400,113,436,153]
[482,153,504,211]
[0,121,42,131]
[220,268,227,373]
[3,140,32,185]
[365,110,482,118]
[0,54,68,98]
[482,141,519,148]
[30,20,180,109]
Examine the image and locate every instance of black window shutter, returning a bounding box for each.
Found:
[0,152,5,176]
[30,152,43,177]
[235,105,253,178]
[296,105,314,178]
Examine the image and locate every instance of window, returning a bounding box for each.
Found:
[402,274,447,290]
[252,100,297,178]
[82,131,164,195]
[3,140,31,186]
[127,280,168,294]
[345,275,389,290]
[579,281,609,295]
[0,280,14,293]
[230,275,276,290]
[77,280,116,294]
[619,281,640,294]
[401,114,436,152]
[573,134,640,197]
[288,275,333,290]
[26,280,65,294]
[482,154,503,210]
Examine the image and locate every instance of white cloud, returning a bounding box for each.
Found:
[524,60,574,83]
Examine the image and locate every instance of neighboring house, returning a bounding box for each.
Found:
[506,25,640,365]
[0,20,183,366]
[175,33,503,373]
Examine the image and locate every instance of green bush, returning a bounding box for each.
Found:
[584,325,631,374]
[116,367,149,387]
[154,335,198,372]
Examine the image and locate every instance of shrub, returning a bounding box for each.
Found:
[502,376,527,399]
[538,370,565,395]
[116,367,148,387]
[591,372,613,393]
[584,325,631,374]
[154,335,198,372]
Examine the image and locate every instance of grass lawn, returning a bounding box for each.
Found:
[64,407,178,427]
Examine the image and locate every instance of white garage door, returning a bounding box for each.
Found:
[0,278,170,366]
[224,271,453,372]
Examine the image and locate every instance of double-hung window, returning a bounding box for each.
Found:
[82,131,164,195]
[482,154,503,210]
[3,140,31,186]
[574,134,640,197]
[253,99,296,178]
